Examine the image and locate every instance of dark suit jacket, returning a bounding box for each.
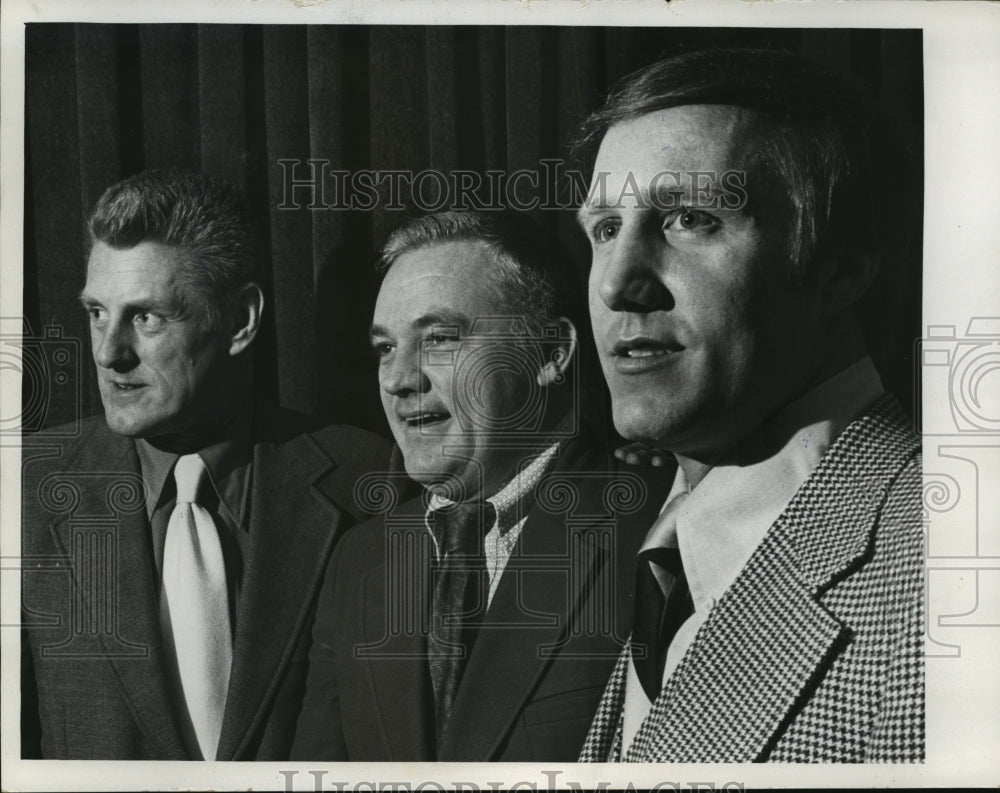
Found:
[290,436,671,761]
[21,405,394,760]
[580,394,924,762]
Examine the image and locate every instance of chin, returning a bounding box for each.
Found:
[405,464,442,488]
[412,471,472,502]
[416,466,486,502]
[611,395,675,444]
[403,454,456,487]
[103,404,196,445]
[102,410,150,438]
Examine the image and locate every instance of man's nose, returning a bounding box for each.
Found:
[381,347,430,396]
[596,227,672,313]
[93,319,138,371]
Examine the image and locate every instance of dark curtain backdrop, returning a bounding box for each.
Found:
[24,24,923,438]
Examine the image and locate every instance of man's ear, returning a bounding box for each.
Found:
[821,249,879,316]
[228,283,264,357]
[536,316,578,387]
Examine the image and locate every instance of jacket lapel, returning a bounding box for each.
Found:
[627,529,850,762]
[578,645,630,762]
[217,412,344,760]
[438,441,665,760]
[437,497,601,760]
[44,425,186,758]
[360,501,435,760]
[627,396,917,762]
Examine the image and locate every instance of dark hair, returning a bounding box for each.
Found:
[573,47,913,285]
[378,209,585,334]
[87,169,255,329]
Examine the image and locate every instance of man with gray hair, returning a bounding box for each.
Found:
[291,209,667,761]
[21,169,392,760]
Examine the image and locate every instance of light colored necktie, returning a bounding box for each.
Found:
[159,453,232,760]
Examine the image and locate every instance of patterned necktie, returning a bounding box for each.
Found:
[159,453,233,760]
[631,494,693,703]
[427,500,493,741]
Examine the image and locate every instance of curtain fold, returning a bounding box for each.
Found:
[23,24,924,437]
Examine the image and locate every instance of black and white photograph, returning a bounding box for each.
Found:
[1,1,998,790]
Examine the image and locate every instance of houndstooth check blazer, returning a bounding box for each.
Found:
[579,394,924,763]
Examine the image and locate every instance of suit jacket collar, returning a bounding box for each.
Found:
[359,438,668,761]
[217,403,346,759]
[624,394,920,762]
[436,479,592,760]
[360,497,437,761]
[438,436,664,760]
[44,419,188,758]
[676,356,885,614]
[46,406,347,760]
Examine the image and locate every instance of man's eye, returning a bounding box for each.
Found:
[134,312,165,331]
[425,325,461,346]
[666,208,718,233]
[592,219,620,243]
[86,307,106,323]
[372,341,394,358]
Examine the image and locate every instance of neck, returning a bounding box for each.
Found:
[483,411,572,499]
[674,455,713,490]
[145,380,252,454]
[675,319,868,491]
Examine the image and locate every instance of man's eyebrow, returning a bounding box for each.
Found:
[575,203,612,229]
[575,180,745,227]
[651,181,734,206]
[369,310,471,342]
[413,309,470,331]
[77,292,180,313]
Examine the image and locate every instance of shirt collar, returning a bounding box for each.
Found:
[669,356,885,613]
[135,400,255,527]
[639,467,690,553]
[426,439,562,543]
[487,441,561,532]
[134,440,178,520]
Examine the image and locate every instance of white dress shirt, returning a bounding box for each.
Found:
[621,357,886,753]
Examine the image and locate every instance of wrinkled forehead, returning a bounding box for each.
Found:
[82,240,221,322]
[374,239,513,324]
[85,240,184,291]
[586,104,764,209]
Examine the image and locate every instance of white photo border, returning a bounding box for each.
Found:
[3,0,999,789]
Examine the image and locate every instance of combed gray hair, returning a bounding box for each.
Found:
[87,169,254,329]
[378,210,582,336]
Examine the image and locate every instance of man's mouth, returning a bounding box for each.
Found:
[621,347,668,359]
[607,336,684,374]
[400,410,451,428]
[103,380,148,401]
[611,337,683,359]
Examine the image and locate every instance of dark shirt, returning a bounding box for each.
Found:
[135,404,254,635]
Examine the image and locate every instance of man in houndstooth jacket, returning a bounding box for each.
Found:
[573,48,923,762]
